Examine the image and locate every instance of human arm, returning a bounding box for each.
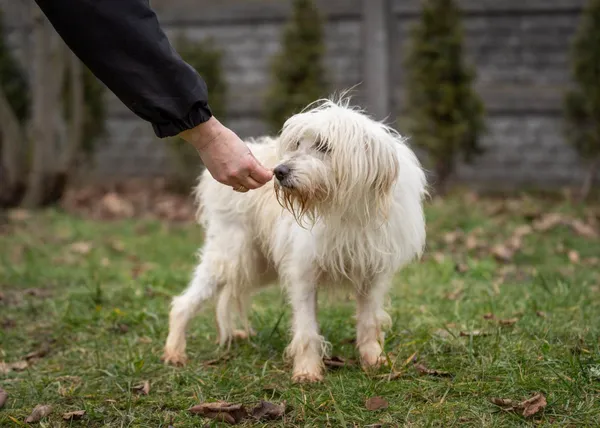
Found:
[34,0,272,189]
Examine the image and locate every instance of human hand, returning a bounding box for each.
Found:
[178,117,273,192]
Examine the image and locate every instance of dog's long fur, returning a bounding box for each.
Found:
[162,97,427,382]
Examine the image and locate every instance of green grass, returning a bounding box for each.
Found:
[1,192,599,427]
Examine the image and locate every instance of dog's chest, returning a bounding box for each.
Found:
[312,228,390,283]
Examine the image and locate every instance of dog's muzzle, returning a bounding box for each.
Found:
[274,164,292,187]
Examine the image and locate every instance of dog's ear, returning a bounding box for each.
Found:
[371,143,399,196]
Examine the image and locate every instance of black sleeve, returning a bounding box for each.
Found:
[34,0,213,138]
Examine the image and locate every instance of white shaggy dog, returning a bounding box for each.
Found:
[162,97,427,382]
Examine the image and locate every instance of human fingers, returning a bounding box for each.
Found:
[247,158,274,185]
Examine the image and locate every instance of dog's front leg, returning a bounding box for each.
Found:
[285,279,325,383]
[356,276,392,371]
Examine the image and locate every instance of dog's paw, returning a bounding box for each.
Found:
[359,342,387,371]
[360,354,388,372]
[161,350,188,367]
[292,371,323,384]
[232,328,256,340]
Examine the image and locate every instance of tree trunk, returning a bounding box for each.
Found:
[0,85,27,206]
[22,7,66,208]
[61,50,84,173]
[578,156,599,203]
[434,158,454,197]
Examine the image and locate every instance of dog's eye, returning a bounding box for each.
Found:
[315,139,330,154]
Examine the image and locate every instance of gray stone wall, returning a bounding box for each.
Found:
[0,0,595,189]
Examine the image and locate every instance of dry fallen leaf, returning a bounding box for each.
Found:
[466,234,480,250]
[513,224,533,238]
[570,219,598,239]
[25,343,51,361]
[455,262,469,273]
[568,250,580,264]
[533,213,565,232]
[365,396,389,411]
[189,401,248,425]
[7,209,31,221]
[521,393,547,417]
[490,392,547,418]
[25,404,53,423]
[0,387,7,409]
[0,360,28,374]
[70,241,93,255]
[443,230,463,245]
[133,380,150,395]
[492,245,514,263]
[250,400,286,421]
[324,356,355,369]
[433,252,446,264]
[202,354,231,367]
[414,362,452,378]
[62,410,86,421]
[460,330,489,337]
[101,192,135,217]
[498,318,519,326]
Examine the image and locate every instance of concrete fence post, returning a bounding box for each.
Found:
[362,0,394,121]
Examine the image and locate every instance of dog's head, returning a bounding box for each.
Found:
[273,97,401,226]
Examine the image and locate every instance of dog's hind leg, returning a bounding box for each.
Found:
[215,287,256,346]
[162,261,219,366]
[355,275,393,371]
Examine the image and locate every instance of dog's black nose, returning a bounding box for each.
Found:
[274,164,291,181]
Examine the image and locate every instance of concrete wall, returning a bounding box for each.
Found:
[0,0,593,189]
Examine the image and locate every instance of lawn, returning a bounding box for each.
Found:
[1,191,599,427]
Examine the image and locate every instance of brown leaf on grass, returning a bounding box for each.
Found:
[492,245,514,263]
[498,318,519,326]
[513,225,533,238]
[0,360,28,374]
[62,410,86,421]
[202,354,231,367]
[133,380,150,395]
[376,370,404,381]
[433,252,446,264]
[365,396,389,411]
[570,219,598,239]
[0,387,7,409]
[443,230,463,245]
[490,393,547,418]
[466,234,480,250]
[483,312,495,320]
[70,241,93,255]
[7,209,31,221]
[521,393,547,417]
[25,343,50,361]
[324,356,355,369]
[460,330,489,337]
[414,362,453,378]
[25,404,52,423]
[100,192,135,217]
[455,262,469,273]
[251,400,286,421]
[189,401,248,425]
[1,318,16,330]
[533,213,565,232]
[568,250,580,264]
